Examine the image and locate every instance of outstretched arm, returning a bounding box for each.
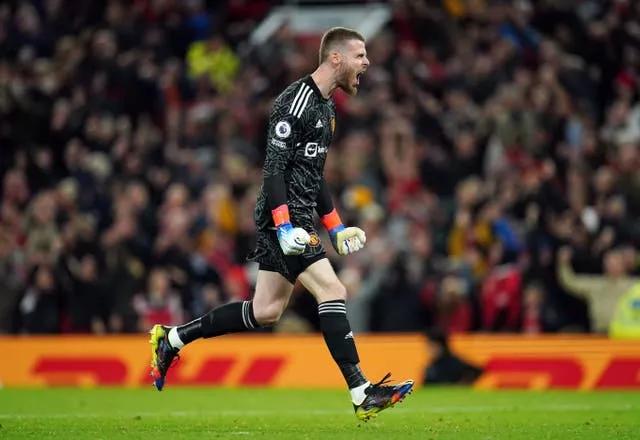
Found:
[556,247,601,300]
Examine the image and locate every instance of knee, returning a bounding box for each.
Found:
[319,280,347,302]
[252,301,285,327]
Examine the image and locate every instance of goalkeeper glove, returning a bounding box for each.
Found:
[272,205,310,256]
[321,208,366,256]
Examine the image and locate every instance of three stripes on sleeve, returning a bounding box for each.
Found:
[289,82,313,119]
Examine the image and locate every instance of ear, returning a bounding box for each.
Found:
[329,49,342,66]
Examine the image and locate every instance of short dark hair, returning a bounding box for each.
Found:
[318,27,365,65]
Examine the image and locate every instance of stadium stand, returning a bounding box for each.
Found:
[1,0,639,336]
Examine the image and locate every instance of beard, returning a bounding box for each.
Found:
[337,65,358,96]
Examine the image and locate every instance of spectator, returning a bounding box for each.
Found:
[0,230,22,333]
[520,281,553,334]
[433,273,473,334]
[557,246,640,334]
[133,267,185,332]
[19,265,60,334]
[65,253,110,333]
[609,283,640,339]
[186,34,240,94]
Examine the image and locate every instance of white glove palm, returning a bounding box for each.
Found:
[330,226,366,256]
[276,224,311,255]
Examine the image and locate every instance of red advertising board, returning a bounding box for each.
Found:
[1,334,638,390]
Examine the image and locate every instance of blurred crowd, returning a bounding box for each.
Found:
[1,0,639,336]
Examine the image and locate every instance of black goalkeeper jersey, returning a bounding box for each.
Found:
[254,75,337,231]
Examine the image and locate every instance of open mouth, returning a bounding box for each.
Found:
[355,72,363,86]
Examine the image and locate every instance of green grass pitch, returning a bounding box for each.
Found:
[0,387,638,439]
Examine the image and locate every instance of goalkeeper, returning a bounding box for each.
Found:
[148,27,413,422]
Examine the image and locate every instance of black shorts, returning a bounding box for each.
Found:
[246,229,327,284]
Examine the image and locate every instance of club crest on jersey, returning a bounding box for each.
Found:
[275,121,291,138]
[308,232,320,247]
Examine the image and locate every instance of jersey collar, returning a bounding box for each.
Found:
[304,75,329,102]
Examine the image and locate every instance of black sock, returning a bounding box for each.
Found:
[176,300,258,344]
[318,300,367,389]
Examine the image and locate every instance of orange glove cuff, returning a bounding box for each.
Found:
[321,208,343,231]
[271,204,290,227]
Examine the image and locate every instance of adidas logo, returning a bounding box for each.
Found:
[315,119,323,128]
[345,331,353,339]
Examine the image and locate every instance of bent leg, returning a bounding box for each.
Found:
[298,258,414,420]
[297,257,347,303]
[298,258,369,396]
[251,268,295,326]
[148,267,293,392]
[169,268,293,347]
